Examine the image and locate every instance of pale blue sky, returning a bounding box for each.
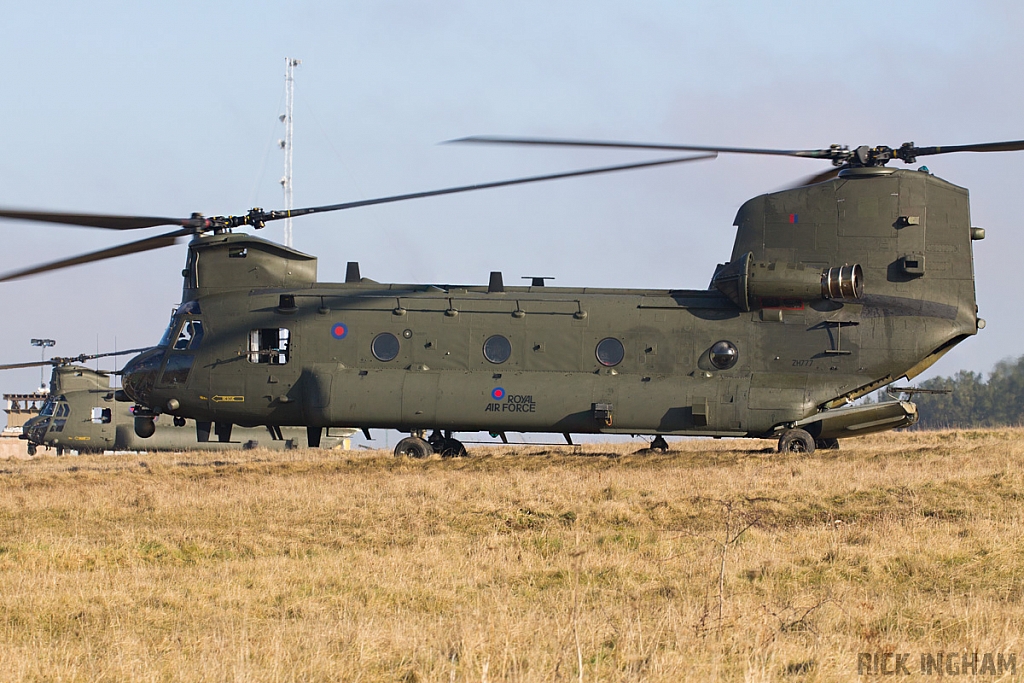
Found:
[1,1,1021,403]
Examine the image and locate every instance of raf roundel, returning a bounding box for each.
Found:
[331,323,348,340]
[491,387,505,401]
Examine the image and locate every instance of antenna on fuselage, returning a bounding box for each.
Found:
[280,57,301,248]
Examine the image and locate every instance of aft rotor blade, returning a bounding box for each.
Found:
[0,208,204,231]
[277,154,717,219]
[0,228,190,282]
[449,135,837,159]
[0,347,151,372]
[910,139,1024,157]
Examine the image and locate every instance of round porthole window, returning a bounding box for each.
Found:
[709,340,738,370]
[483,335,512,364]
[596,337,625,367]
[371,332,400,362]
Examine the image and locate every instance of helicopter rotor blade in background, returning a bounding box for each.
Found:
[0,347,151,372]
[0,359,57,371]
[0,228,191,282]
[0,209,205,231]
[0,348,153,374]
[448,135,839,159]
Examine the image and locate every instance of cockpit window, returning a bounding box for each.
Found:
[159,317,180,347]
[175,301,202,315]
[55,402,70,418]
[40,398,56,417]
[249,328,290,364]
[159,303,203,348]
[160,355,195,385]
[173,320,204,350]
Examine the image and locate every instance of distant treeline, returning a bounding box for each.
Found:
[884,355,1024,429]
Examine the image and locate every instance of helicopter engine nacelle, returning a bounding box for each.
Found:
[712,252,863,311]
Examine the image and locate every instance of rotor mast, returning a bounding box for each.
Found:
[280,57,301,248]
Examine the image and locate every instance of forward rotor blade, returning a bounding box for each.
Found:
[910,139,1024,157]
[276,154,717,220]
[449,135,837,159]
[0,228,190,282]
[0,208,202,231]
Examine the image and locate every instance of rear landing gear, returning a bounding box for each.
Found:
[815,437,840,450]
[778,428,815,454]
[649,435,669,452]
[428,430,468,458]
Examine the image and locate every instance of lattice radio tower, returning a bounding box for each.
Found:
[280,57,301,247]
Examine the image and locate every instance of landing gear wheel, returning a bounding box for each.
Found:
[394,436,434,459]
[427,430,467,458]
[56,446,65,457]
[778,428,815,454]
[436,438,467,458]
[26,443,36,456]
[650,435,670,453]
[815,437,840,450]
[173,416,186,427]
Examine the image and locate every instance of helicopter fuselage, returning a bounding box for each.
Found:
[120,167,981,444]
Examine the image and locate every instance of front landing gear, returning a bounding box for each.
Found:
[649,435,670,453]
[394,436,434,459]
[778,428,815,454]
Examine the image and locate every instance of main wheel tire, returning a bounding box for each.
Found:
[650,435,670,453]
[394,436,434,459]
[815,437,840,450]
[436,438,467,458]
[778,428,815,454]
[26,443,36,456]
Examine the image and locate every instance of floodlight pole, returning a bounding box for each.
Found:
[30,338,55,390]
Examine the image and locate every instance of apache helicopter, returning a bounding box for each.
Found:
[0,352,347,455]
[0,136,1011,456]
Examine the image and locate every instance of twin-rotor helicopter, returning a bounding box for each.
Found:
[0,351,350,454]
[1,135,1015,455]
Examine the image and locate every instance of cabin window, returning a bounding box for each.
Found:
[709,340,738,370]
[595,338,625,367]
[173,320,204,350]
[249,328,290,364]
[51,419,66,433]
[161,354,195,385]
[482,335,512,364]
[91,407,112,424]
[371,332,400,362]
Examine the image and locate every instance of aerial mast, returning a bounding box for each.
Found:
[280,57,301,248]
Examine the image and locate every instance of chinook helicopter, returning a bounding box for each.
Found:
[0,353,348,455]
[0,137,1011,456]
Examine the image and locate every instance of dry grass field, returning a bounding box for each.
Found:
[1,429,1023,682]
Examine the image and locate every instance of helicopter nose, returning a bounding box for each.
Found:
[121,348,165,406]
